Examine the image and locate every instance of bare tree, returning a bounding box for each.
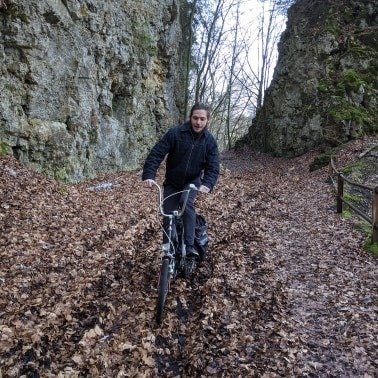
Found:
[225,4,241,149]
[186,0,292,150]
[190,0,231,103]
[183,0,198,119]
[255,0,284,110]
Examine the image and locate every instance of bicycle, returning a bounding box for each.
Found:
[150,181,199,324]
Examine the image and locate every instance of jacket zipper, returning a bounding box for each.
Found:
[183,133,196,185]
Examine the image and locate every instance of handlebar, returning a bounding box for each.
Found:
[150,181,198,218]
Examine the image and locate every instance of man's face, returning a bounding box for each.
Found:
[190,109,208,134]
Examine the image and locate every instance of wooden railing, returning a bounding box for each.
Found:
[330,158,378,243]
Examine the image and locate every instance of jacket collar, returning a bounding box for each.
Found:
[181,121,208,138]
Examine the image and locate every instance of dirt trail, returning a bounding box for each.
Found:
[221,148,377,376]
[0,140,377,377]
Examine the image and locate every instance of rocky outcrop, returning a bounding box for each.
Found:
[0,0,188,181]
[244,0,377,157]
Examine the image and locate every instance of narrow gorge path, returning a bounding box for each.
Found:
[221,147,377,376]
[0,139,377,377]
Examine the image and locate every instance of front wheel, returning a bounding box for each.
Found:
[156,258,170,324]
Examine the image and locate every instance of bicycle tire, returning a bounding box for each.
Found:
[156,258,170,324]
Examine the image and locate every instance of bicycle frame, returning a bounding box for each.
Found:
[152,181,198,324]
[153,181,197,265]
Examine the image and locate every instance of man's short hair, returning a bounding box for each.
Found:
[190,102,211,119]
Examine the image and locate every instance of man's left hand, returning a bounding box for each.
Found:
[198,185,210,193]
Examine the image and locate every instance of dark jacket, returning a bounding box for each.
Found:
[142,121,219,190]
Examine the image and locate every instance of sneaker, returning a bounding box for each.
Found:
[186,245,199,259]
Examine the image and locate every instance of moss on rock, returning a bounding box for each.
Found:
[0,142,10,156]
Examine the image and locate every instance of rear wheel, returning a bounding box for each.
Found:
[156,258,170,324]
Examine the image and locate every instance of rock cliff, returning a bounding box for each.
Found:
[0,0,188,181]
[244,0,377,157]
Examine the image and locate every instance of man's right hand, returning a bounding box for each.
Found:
[143,179,156,188]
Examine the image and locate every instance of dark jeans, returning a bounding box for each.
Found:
[163,182,198,247]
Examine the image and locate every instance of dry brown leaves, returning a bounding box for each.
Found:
[0,137,377,377]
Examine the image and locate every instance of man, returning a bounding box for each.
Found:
[142,102,220,258]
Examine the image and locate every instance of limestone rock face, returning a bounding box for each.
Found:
[245,0,377,157]
[0,0,188,181]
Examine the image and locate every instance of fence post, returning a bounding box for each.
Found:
[337,174,343,213]
[373,186,378,243]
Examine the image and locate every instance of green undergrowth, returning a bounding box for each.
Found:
[0,142,10,157]
[343,192,363,205]
[344,212,377,256]
[309,153,332,171]
[363,239,378,257]
[332,138,378,256]
[341,160,366,176]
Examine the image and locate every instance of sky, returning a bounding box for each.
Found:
[221,0,288,98]
[239,0,287,81]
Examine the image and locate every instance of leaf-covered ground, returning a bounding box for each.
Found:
[0,138,377,377]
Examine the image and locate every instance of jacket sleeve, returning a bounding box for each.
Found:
[142,128,174,181]
[201,136,220,191]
